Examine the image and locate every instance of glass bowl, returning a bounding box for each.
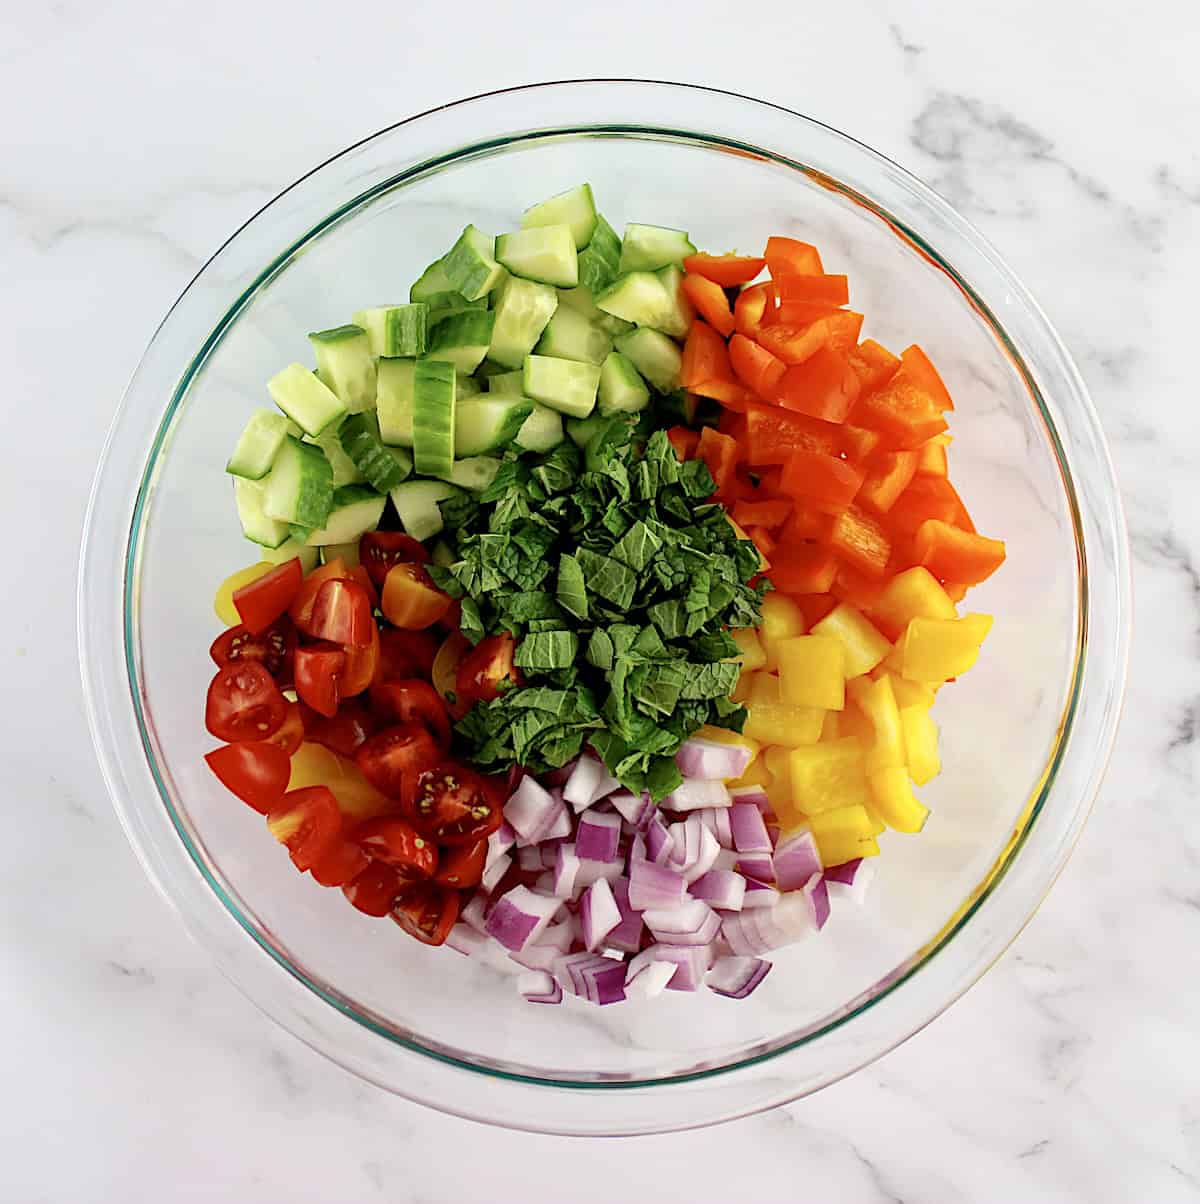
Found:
[78,81,1130,1135]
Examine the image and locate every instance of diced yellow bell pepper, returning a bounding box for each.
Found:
[730,628,767,673]
[287,742,343,791]
[863,807,888,836]
[810,603,892,678]
[729,758,772,791]
[809,804,882,864]
[836,699,875,743]
[868,566,958,640]
[900,705,941,785]
[759,593,807,671]
[329,756,400,821]
[778,635,846,710]
[214,561,274,627]
[848,675,906,771]
[748,672,781,704]
[868,766,930,833]
[744,701,825,748]
[731,673,752,703]
[820,833,882,865]
[898,613,993,683]
[888,674,937,710]
[763,746,794,810]
[788,738,871,813]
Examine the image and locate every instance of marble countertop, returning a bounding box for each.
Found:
[5,1,1196,1198]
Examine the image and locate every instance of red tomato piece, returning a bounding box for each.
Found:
[772,347,862,423]
[339,622,380,697]
[209,616,298,685]
[204,741,292,814]
[431,632,471,720]
[267,786,342,872]
[682,253,766,287]
[381,563,452,630]
[764,236,824,277]
[302,579,374,647]
[309,839,371,888]
[355,723,441,801]
[369,680,451,750]
[455,634,521,709]
[680,320,733,388]
[347,564,380,610]
[354,816,438,882]
[294,644,346,718]
[681,276,736,337]
[780,449,865,514]
[390,883,460,946]
[232,558,303,634]
[433,838,487,889]
[288,558,348,627]
[729,334,786,397]
[342,860,404,917]
[408,761,503,846]
[303,697,377,758]
[262,701,305,756]
[205,662,287,743]
[376,628,440,682]
[359,531,430,589]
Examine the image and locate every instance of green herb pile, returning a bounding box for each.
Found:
[428,415,768,800]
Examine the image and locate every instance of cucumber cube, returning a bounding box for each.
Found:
[488,275,559,369]
[339,413,413,492]
[352,304,429,358]
[439,456,502,493]
[514,403,564,453]
[496,225,579,288]
[267,363,346,437]
[487,370,526,396]
[410,258,453,303]
[442,225,505,301]
[376,359,416,447]
[455,395,534,456]
[576,214,621,294]
[234,477,289,548]
[226,409,291,480]
[535,304,612,365]
[389,479,464,542]
[598,351,651,415]
[614,329,682,393]
[522,354,601,419]
[427,309,495,375]
[521,183,598,249]
[618,223,698,273]
[309,325,377,413]
[304,485,387,546]
[412,358,456,477]
[653,265,696,339]
[261,437,334,529]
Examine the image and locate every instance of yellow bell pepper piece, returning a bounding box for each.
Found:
[329,756,400,822]
[759,593,807,671]
[287,742,344,791]
[810,603,892,678]
[868,566,957,639]
[763,746,794,810]
[788,738,871,813]
[695,724,762,761]
[848,675,905,771]
[778,635,846,710]
[744,701,825,748]
[730,628,767,673]
[900,705,941,785]
[868,766,930,833]
[729,758,772,791]
[731,673,752,704]
[808,804,882,864]
[898,614,993,683]
[819,833,881,865]
[213,561,274,627]
[748,673,781,704]
[888,674,937,710]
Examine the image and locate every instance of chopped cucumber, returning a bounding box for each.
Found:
[320,540,361,568]
[424,290,486,318]
[226,409,291,480]
[615,329,683,393]
[618,223,697,273]
[412,358,456,477]
[594,271,677,333]
[234,477,289,548]
[410,258,453,303]
[309,428,365,487]
[515,403,565,452]
[487,370,526,396]
[598,350,651,415]
[389,479,464,542]
[653,264,696,338]
[558,285,633,339]
[535,304,613,365]
[431,539,457,569]
[566,412,608,450]
[521,183,598,249]
[262,536,320,572]
[427,309,495,374]
[352,304,429,358]
[339,413,413,492]
[457,375,483,401]
[577,214,622,294]
[455,395,534,456]
[522,355,601,418]
[440,456,501,492]
[488,275,559,368]
[261,436,334,529]
[496,225,578,288]
[376,359,416,446]
[309,325,377,413]
[442,225,504,301]
[304,485,387,546]
[267,363,346,437]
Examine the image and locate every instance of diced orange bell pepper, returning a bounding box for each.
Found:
[886,476,975,539]
[839,424,884,464]
[943,582,969,603]
[681,275,736,337]
[858,449,920,513]
[896,613,993,683]
[830,562,887,612]
[868,566,957,640]
[848,675,906,771]
[732,498,793,530]
[780,450,864,513]
[828,505,892,577]
[847,339,901,393]
[912,520,1007,585]
[764,236,824,277]
[745,402,839,465]
[729,334,787,396]
[764,300,838,330]
[770,544,839,594]
[747,526,776,562]
[777,634,846,709]
[789,593,835,628]
[915,439,949,477]
[899,704,940,785]
[757,320,832,366]
[852,356,950,450]
[788,741,872,814]
[772,347,862,423]
[720,409,749,443]
[779,501,833,543]
[758,591,807,670]
[696,426,740,500]
[734,282,775,338]
[867,767,929,833]
[667,425,699,462]
[683,252,766,287]
[730,627,767,672]
[680,319,733,388]
[900,345,954,411]
[776,273,850,306]
[810,602,892,677]
[692,377,756,410]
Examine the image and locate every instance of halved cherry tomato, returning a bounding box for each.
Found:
[729,334,786,396]
[342,860,404,917]
[390,883,460,946]
[303,697,377,758]
[666,426,700,463]
[210,616,298,684]
[359,531,430,589]
[432,632,471,720]
[355,722,441,801]
[204,741,292,813]
[369,680,451,750]
[680,320,733,388]
[377,628,440,682]
[764,236,824,277]
[455,634,520,709]
[309,839,370,887]
[232,557,303,634]
[288,558,347,627]
[263,701,305,756]
[339,621,380,697]
[302,579,374,647]
[433,838,487,889]
[294,644,345,718]
[381,563,452,630]
[354,815,438,882]
[681,276,735,337]
[347,564,380,610]
[408,761,503,846]
[682,252,766,287]
[205,662,287,743]
[266,786,342,872]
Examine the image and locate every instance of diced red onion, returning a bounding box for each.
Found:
[504,777,561,845]
[675,738,753,782]
[552,843,581,899]
[542,795,573,842]
[608,789,654,828]
[736,852,776,884]
[772,828,823,891]
[539,841,564,869]
[660,777,732,812]
[628,857,687,911]
[730,802,772,853]
[824,857,875,904]
[487,821,516,865]
[533,870,556,895]
[485,886,561,952]
[518,970,563,1004]
[508,941,558,972]
[445,923,488,957]
[742,879,780,910]
[603,878,644,953]
[563,755,620,811]
[517,845,545,872]
[629,832,647,864]
[729,786,772,814]
[480,852,511,894]
[689,868,746,912]
[706,955,772,999]
[722,893,813,954]
[644,898,721,946]
[803,873,831,930]
[543,757,578,786]
[624,958,676,999]
[712,847,739,873]
[575,809,622,862]
[554,952,627,1004]
[574,858,624,893]
[627,944,711,992]
[580,877,621,951]
[668,814,721,883]
[696,807,734,848]
[643,814,673,864]
[460,892,489,933]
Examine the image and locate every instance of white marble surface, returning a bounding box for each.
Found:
[3,0,1196,1198]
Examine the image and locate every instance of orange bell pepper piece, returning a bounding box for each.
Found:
[680,319,732,388]
[733,282,775,338]
[746,526,776,562]
[681,275,736,337]
[912,520,1006,585]
[775,273,850,307]
[667,425,699,462]
[718,409,748,444]
[732,498,793,530]
[791,592,837,627]
[830,562,887,612]
[943,582,970,603]
[780,449,864,513]
[682,253,766,287]
[696,426,740,500]
[847,339,901,393]
[887,476,974,536]
[769,543,839,594]
[729,334,787,396]
[692,377,755,410]
[900,345,954,411]
[764,236,824,277]
[852,355,950,449]
[779,501,833,543]
[915,439,949,477]
[839,424,884,464]
[857,449,920,513]
[828,505,892,578]
[772,347,862,423]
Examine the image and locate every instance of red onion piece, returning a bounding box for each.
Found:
[517,845,544,872]
[624,959,676,999]
[487,821,516,865]
[574,858,624,893]
[608,789,654,828]
[729,786,772,814]
[644,814,673,865]
[773,828,823,891]
[675,737,753,782]
[628,857,687,911]
[660,777,732,812]
[627,944,711,992]
[554,952,627,1004]
[803,873,831,930]
[575,809,622,862]
[563,755,620,811]
[518,970,563,1004]
[712,847,739,873]
[485,886,561,952]
[689,868,747,912]
[706,955,772,999]
[504,777,561,844]
[445,923,488,957]
[480,852,512,894]
[603,877,644,953]
[460,892,489,933]
[580,877,621,951]
[742,879,780,910]
[736,852,776,884]
[670,814,721,883]
[644,898,721,946]
[824,857,875,904]
[552,843,581,899]
[722,893,813,954]
[696,807,734,848]
[730,802,772,853]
